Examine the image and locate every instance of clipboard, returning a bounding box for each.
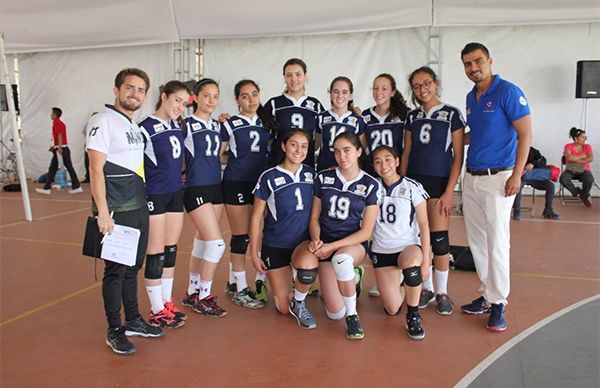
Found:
[82,217,140,266]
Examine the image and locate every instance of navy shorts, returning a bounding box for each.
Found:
[407,173,449,199]
[147,190,183,215]
[223,180,255,206]
[261,245,294,270]
[184,184,223,212]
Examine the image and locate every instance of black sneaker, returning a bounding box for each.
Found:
[542,209,560,220]
[225,282,237,297]
[345,314,365,340]
[124,316,165,338]
[406,311,425,340]
[106,326,136,355]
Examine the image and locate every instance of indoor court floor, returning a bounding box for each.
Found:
[1,183,599,387]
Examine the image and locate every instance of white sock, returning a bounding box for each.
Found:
[146,285,164,314]
[423,266,434,292]
[198,279,213,300]
[294,289,308,302]
[435,268,449,295]
[229,263,235,284]
[342,293,357,316]
[188,273,200,295]
[161,277,174,303]
[255,272,266,282]
[233,271,248,292]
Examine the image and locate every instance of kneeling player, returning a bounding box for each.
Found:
[371,145,431,340]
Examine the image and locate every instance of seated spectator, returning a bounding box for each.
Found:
[559,127,594,208]
[512,146,560,220]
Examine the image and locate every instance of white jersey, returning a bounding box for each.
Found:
[371,177,429,253]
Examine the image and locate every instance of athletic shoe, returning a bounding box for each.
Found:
[368,284,380,297]
[182,291,199,308]
[461,296,491,315]
[308,285,320,296]
[406,311,425,340]
[580,194,592,208]
[289,298,317,329]
[225,282,237,297]
[345,314,365,340]
[106,326,135,355]
[165,301,187,321]
[124,316,166,337]
[542,209,560,220]
[232,287,265,309]
[35,188,51,195]
[68,187,84,194]
[435,294,454,315]
[148,308,185,329]
[486,303,507,332]
[192,295,227,317]
[418,289,435,309]
[354,265,364,298]
[255,279,267,303]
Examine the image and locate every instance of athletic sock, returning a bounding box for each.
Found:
[198,279,213,300]
[188,273,200,295]
[161,277,174,303]
[233,271,248,292]
[423,266,434,292]
[342,293,357,316]
[435,268,449,295]
[146,285,164,314]
[228,263,235,284]
[255,272,266,282]
[294,289,308,302]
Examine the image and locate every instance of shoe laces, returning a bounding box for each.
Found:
[165,301,179,313]
[158,307,176,319]
[295,301,312,320]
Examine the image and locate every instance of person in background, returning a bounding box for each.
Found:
[559,127,594,208]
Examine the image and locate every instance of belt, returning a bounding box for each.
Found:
[466,166,513,176]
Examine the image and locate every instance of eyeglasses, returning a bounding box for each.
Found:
[411,79,435,92]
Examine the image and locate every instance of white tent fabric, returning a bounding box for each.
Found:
[1,0,599,53]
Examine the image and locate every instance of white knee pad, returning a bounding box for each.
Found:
[192,238,205,259]
[203,239,226,263]
[326,306,347,320]
[331,253,355,282]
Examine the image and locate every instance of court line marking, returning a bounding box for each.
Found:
[450,215,600,226]
[0,207,89,229]
[0,282,102,327]
[454,294,600,388]
[1,196,89,204]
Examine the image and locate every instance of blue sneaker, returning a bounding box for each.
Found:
[487,303,507,332]
[461,296,491,315]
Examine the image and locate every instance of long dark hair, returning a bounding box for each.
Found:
[569,127,586,141]
[191,78,219,112]
[408,66,439,108]
[329,76,354,111]
[234,79,278,135]
[372,145,401,175]
[283,58,307,94]
[155,80,190,111]
[333,131,368,169]
[375,73,409,120]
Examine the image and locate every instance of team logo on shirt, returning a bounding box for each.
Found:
[354,184,367,195]
[324,177,335,185]
[305,100,315,110]
[323,116,332,124]
[437,111,449,121]
[304,172,313,182]
[363,114,371,122]
[274,177,286,186]
[191,123,201,131]
[417,111,425,119]
[484,100,494,112]
[519,96,527,106]
[348,117,357,126]
[233,119,243,127]
[153,123,164,132]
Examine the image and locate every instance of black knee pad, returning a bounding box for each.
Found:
[430,231,450,256]
[144,253,165,279]
[402,266,422,287]
[296,268,318,285]
[163,245,177,268]
[230,234,249,254]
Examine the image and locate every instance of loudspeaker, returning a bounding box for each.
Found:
[576,60,600,99]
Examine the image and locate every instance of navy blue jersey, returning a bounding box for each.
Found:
[267,94,324,167]
[221,114,272,183]
[253,164,315,248]
[405,104,465,177]
[315,168,382,242]
[316,110,366,172]
[139,115,184,195]
[362,107,404,156]
[183,115,222,187]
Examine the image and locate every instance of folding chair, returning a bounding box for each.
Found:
[559,155,583,206]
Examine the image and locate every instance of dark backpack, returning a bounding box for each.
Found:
[449,245,476,271]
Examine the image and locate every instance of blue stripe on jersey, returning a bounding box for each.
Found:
[222,115,271,183]
[315,168,381,242]
[183,115,222,187]
[362,107,404,155]
[316,110,367,172]
[253,164,315,248]
[405,104,465,177]
[139,115,184,195]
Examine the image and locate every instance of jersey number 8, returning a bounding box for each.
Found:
[328,195,350,220]
[169,135,181,159]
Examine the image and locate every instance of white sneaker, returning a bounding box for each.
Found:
[68,187,84,194]
[35,188,51,195]
[368,284,380,297]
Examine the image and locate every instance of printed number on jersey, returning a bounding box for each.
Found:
[249,130,261,152]
[419,124,431,144]
[328,126,346,150]
[370,129,393,149]
[169,136,181,159]
[379,203,396,223]
[204,134,220,156]
[294,187,304,210]
[291,113,304,129]
[328,195,350,220]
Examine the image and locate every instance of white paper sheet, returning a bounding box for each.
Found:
[100,224,141,266]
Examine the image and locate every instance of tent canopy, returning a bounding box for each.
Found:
[1,0,599,53]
